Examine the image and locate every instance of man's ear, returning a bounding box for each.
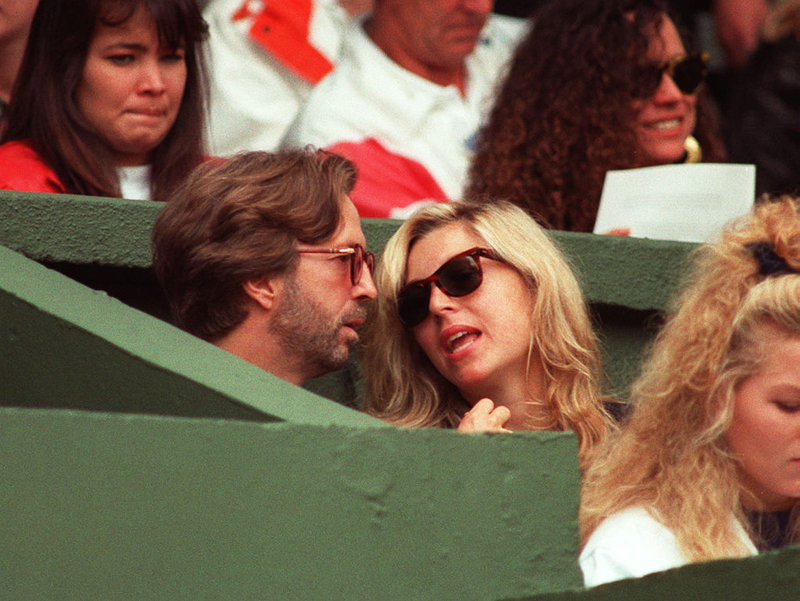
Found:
[242,276,282,312]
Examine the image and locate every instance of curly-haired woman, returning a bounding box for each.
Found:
[579,197,800,586]
[466,0,726,232]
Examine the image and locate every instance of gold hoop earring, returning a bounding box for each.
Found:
[684,135,702,163]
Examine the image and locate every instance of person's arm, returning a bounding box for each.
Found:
[0,141,66,194]
[713,0,771,68]
[327,138,449,218]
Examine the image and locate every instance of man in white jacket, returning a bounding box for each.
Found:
[204,0,371,155]
[282,0,524,218]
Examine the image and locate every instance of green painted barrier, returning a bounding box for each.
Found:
[0,190,695,401]
[0,189,693,309]
[509,544,800,600]
[1,245,381,426]
[0,190,160,267]
[2,192,799,600]
[0,407,581,600]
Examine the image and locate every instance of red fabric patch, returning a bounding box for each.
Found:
[0,140,67,194]
[328,138,449,218]
[238,0,334,85]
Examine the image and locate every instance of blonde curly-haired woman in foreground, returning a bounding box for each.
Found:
[580,197,800,587]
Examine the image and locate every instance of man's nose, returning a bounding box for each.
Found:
[355,263,378,300]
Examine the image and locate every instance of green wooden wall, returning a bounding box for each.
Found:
[0,189,695,403]
[0,408,581,600]
[3,190,797,599]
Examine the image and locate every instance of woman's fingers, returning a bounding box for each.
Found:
[457,398,512,434]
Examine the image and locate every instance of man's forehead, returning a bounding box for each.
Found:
[326,195,367,247]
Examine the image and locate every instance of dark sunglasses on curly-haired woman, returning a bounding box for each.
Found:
[639,52,709,97]
[396,247,505,328]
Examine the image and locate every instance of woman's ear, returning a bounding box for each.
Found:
[242,276,282,312]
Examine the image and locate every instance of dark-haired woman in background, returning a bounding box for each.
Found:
[466,0,726,232]
[0,0,208,202]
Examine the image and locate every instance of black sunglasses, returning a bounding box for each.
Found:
[297,244,375,286]
[397,247,504,328]
[640,52,708,96]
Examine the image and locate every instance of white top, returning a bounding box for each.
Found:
[204,0,351,155]
[579,506,758,588]
[281,14,526,217]
[118,165,151,201]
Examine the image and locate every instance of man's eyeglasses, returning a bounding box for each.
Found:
[297,244,375,286]
[640,52,708,96]
[396,247,504,328]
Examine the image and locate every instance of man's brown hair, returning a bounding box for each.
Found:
[152,149,357,341]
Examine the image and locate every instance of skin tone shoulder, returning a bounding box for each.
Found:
[726,327,800,511]
[75,3,186,167]
[405,221,546,432]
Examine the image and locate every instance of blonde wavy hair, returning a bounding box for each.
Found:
[361,200,612,469]
[580,196,800,560]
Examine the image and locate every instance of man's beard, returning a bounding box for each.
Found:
[268,277,366,379]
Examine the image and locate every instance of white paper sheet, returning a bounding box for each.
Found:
[593,163,756,242]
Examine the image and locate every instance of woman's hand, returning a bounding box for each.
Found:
[457,398,512,434]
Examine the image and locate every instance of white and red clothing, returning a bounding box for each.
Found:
[204,0,353,155]
[282,14,525,218]
[0,139,153,200]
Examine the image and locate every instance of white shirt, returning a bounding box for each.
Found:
[579,506,758,588]
[118,165,151,201]
[204,0,352,155]
[282,14,526,217]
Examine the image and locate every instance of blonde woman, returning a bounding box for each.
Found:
[361,199,612,470]
[580,197,800,587]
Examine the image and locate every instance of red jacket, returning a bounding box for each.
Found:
[0,140,66,193]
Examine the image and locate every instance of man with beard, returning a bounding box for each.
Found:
[151,149,377,386]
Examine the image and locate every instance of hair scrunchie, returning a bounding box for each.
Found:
[747,241,799,277]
